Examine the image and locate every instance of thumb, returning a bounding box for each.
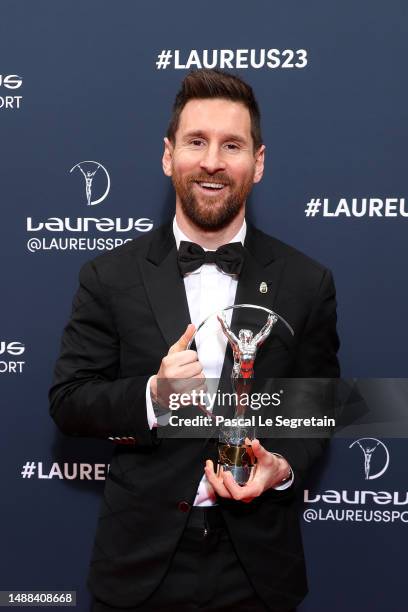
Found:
[250,439,269,463]
[168,323,196,354]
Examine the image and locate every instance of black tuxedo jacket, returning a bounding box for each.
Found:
[50,223,340,611]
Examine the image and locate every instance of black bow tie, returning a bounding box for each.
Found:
[178,241,245,276]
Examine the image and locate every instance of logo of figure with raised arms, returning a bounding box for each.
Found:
[70,160,111,206]
[349,438,390,480]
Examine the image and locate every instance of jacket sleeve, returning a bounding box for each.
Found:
[49,260,156,446]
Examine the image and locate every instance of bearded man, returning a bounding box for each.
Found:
[50,69,340,612]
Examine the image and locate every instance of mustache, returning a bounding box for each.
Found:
[187,173,232,185]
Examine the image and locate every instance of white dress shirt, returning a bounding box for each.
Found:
[146,217,293,506]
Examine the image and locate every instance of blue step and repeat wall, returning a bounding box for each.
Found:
[1,1,407,610]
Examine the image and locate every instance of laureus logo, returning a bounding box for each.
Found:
[70,161,111,206]
[349,438,390,480]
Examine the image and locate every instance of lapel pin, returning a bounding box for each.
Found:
[259,282,268,294]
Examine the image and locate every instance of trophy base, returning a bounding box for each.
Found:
[217,462,257,486]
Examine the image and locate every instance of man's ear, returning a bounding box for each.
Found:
[162,137,174,177]
[253,144,265,184]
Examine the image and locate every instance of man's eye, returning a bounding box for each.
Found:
[190,139,204,146]
[225,143,239,151]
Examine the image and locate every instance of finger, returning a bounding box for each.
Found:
[192,374,207,392]
[183,377,206,390]
[222,470,262,501]
[205,460,232,499]
[221,470,247,499]
[164,378,206,400]
[206,465,232,498]
[193,372,206,380]
[251,439,270,463]
[168,324,196,354]
[177,361,204,379]
[164,350,199,368]
[156,375,205,403]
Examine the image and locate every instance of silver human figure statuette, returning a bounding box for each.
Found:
[187,304,294,485]
[217,311,278,380]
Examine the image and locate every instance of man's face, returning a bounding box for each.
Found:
[163,98,265,231]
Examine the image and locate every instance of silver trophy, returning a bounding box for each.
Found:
[189,304,294,485]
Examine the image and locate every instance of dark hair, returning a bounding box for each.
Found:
[167,69,263,150]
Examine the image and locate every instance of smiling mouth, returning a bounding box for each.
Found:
[194,181,228,192]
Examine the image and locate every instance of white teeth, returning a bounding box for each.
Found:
[199,182,224,189]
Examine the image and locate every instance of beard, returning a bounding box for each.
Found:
[172,170,254,231]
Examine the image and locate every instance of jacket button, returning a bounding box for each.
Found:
[178,501,191,513]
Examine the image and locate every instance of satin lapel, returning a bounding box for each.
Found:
[139,225,191,349]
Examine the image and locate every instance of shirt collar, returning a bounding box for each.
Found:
[173,216,247,251]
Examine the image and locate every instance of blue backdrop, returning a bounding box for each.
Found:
[1,1,407,610]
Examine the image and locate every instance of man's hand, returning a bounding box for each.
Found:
[150,324,206,409]
[205,439,291,503]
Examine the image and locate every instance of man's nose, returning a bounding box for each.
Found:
[199,144,226,174]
